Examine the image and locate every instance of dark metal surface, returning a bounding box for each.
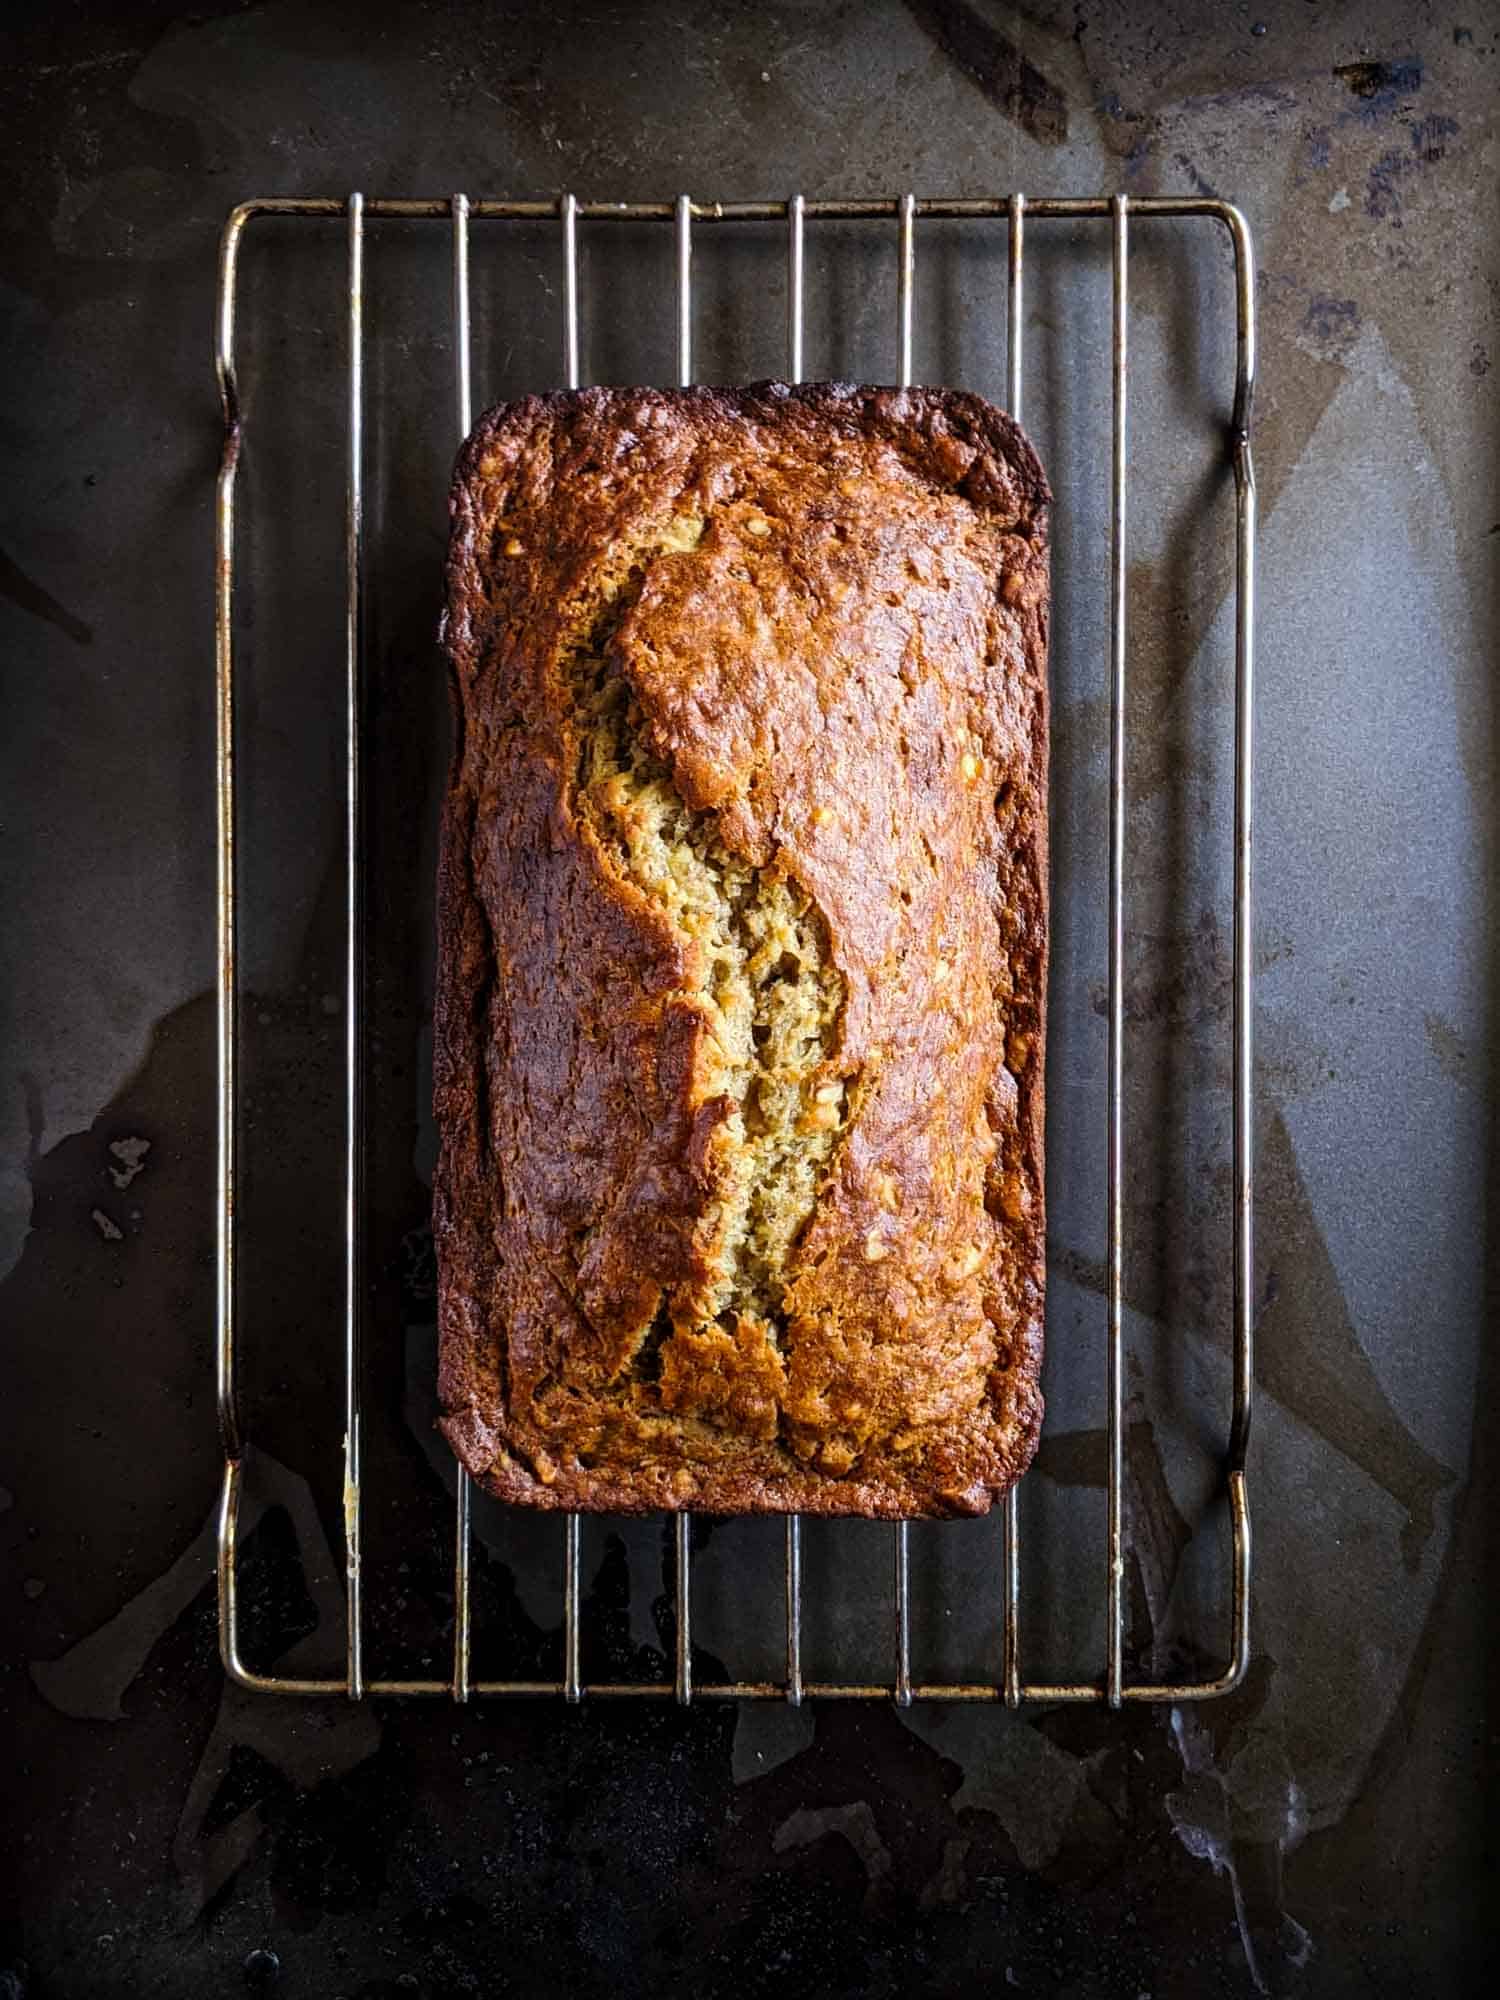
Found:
[1,2,1495,1995]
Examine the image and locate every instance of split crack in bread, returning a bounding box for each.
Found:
[436,382,1049,1517]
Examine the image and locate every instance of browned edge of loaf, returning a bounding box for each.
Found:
[435,381,1049,1518]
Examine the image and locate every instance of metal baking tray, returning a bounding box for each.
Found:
[214,191,1255,1705]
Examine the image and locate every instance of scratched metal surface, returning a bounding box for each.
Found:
[1,2,1494,1996]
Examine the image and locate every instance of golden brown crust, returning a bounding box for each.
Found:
[436,383,1049,1517]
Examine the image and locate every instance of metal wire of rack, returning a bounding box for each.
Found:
[214,191,1257,1707]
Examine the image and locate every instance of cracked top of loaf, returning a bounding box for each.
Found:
[435,382,1049,1517]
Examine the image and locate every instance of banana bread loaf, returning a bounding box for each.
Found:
[435,382,1048,1517]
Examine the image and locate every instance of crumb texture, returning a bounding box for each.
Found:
[436,383,1050,1516]
[571,570,849,1347]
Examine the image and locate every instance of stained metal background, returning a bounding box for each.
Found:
[2,3,1493,1994]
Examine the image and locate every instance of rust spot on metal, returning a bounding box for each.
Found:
[218,371,243,477]
[1333,57,1422,101]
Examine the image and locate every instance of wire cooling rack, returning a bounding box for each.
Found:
[214,192,1256,1706]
